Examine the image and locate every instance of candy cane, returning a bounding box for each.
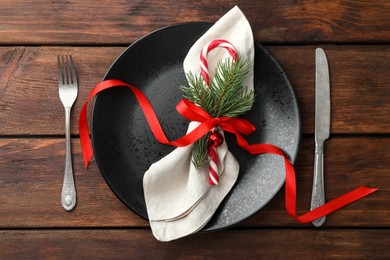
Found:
[199,39,238,86]
[199,39,237,185]
[208,145,219,185]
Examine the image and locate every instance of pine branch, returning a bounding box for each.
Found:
[191,134,210,168]
[210,58,254,117]
[180,56,255,168]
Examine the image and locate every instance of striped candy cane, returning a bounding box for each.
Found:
[199,39,238,86]
[208,144,219,185]
[199,39,238,185]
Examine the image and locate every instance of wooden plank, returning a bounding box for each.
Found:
[0,0,389,44]
[0,136,388,228]
[0,46,389,135]
[0,229,388,258]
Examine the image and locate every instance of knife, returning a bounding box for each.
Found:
[310,48,331,227]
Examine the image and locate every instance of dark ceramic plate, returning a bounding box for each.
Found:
[91,23,300,231]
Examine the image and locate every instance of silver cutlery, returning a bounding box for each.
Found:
[310,48,331,227]
[58,55,78,211]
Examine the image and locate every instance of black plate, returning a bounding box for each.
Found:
[92,23,301,231]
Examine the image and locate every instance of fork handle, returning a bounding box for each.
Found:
[310,142,326,227]
[61,106,77,211]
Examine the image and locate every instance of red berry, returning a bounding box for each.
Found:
[208,130,224,147]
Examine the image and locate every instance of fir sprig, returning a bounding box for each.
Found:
[191,135,210,168]
[180,57,255,167]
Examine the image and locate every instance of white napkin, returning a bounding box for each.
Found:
[143,6,254,241]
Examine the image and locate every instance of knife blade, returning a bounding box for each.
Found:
[310,48,331,227]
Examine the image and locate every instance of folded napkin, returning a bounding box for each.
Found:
[143,6,254,241]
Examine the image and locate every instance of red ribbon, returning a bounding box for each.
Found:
[79,79,377,224]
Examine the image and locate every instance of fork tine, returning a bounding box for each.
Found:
[64,55,70,85]
[69,55,77,85]
[57,55,63,85]
[59,55,69,85]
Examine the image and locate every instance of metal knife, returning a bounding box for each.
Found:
[310,48,331,227]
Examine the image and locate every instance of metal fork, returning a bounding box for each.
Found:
[58,55,78,211]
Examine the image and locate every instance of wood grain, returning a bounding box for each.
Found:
[0,136,387,228]
[0,229,389,259]
[0,0,389,45]
[1,0,388,257]
[0,46,389,135]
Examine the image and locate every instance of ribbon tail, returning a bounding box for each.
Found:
[79,79,133,168]
[226,128,377,224]
[79,80,219,168]
[282,157,377,222]
[79,101,93,168]
[294,186,378,223]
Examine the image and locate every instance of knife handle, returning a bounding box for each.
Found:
[310,142,326,227]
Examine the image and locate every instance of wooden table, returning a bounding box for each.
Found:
[1,1,389,258]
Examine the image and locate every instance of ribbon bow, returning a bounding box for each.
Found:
[79,79,376,224]
[177,98,256,136]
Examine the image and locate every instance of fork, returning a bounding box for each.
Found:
[58,55,78,211]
